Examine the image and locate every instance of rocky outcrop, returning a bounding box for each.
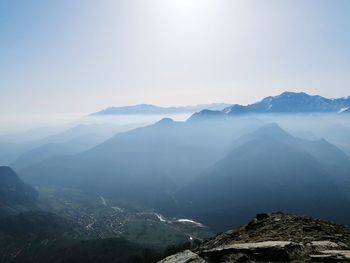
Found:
[159,213,350,262]
[159,250,205,263]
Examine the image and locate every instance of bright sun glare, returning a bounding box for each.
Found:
[169,0,212,12]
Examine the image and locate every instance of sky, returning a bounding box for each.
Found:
[1,0,350,117]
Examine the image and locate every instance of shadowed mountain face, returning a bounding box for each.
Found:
[0,169,173,263]
[172,124,350,231]
[8,238,157,263]
[0,166,38,217]
[0,208,165,263]
[11,134,108,171]
[17,117,350,233]
[19,118,259,206]
[0,123,130,166]
[0,210,73,237]
[19,119,350,228]
[224,92,350,114]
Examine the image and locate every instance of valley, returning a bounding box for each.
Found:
[2,1,350,261]
[1,92,350,262]
[37,187,212,247]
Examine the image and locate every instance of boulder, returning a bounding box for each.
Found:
[159,250,205,263]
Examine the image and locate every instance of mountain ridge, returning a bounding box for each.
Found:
[172,123,350,231]
[91,103,231,116]
[0,166,38,217]
[223,91,350,115]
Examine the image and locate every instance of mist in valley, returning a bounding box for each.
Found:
[1,0,350,262]
[2,110,350,224]
[1,99,350,262]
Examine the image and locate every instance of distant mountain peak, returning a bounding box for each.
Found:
[187,109,227,122]
[225,91,350,115]
[339,107,350,114]
[252,123,293,140]
[153,118,175,127]
[279,91,308,96]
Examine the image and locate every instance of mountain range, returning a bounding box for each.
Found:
[172,124,350,230]
[0,123,137,168]
[91,103,231,115]
[6,92,349,169]
[223,92,350,114]
[19,117,258,206]
[2,91,350,262]
[19,117,350,231]
[91,92,350,117]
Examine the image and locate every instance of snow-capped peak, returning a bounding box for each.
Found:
[338,107,349,113]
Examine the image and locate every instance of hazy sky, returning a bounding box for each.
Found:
[1,0,350,115]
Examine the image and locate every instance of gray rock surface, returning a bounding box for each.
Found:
[159,250,205,263]
[158,213,350,262]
